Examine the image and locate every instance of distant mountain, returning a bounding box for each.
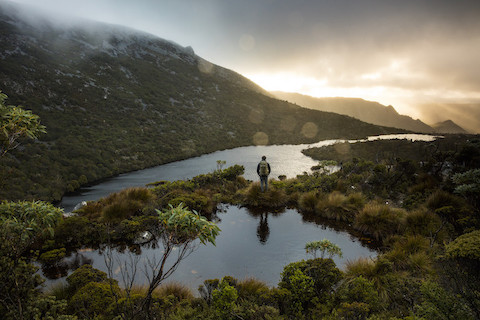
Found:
[272,92,434,133]
[431,120,469,134]
[0,1,402,201]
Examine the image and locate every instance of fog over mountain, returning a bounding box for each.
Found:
[0,0,400,201]
[6,0,480,134]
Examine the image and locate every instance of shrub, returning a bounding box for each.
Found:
[384,236,433,276]
[39,248,66,265]
[316,191,364,223]
[404,208,444,238]
[241,183,287,208]
[336,276,380,312]
[305,239,343,259]
[154,282,194,301]
[415,280,475,320]
[159,189,214,215]
[101,199,143,222]
[198,278,220,304]
[298,191,320,213]
[354,203,406,241]
[66,264,110,294]
[445,230,480,261]
[279,258,342,307]
[77,187,153,222]
[212,277,239,318]
[219,164,245,181]
[236,277,270,301]
[53,215,104,249]
[69,281,120,317]
[425,190,463,212]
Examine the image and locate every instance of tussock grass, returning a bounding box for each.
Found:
[298,191,320,213]
[425,189,463,211]
[353,203,406,240]
[404,209,440,235]
[76,187,154,221]
[344,257,378,279]
[315,191,366,222]
[153,282,194,301]
[45,281,70,301]
[242,182,287,208]
[236,277,269,300]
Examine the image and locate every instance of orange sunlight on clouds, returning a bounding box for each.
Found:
[247,72,421,119]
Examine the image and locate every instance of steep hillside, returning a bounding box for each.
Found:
[432,120,469,134]
[273,91,434,133]
[0,1,401,201]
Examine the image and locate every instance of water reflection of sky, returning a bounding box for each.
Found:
[52,134,437,292]
[60,134,439,212]
[57,206,376,291]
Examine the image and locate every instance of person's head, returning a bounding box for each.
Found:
[261,156,266,160]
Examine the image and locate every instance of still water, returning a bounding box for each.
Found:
[60,133,437,212]
[56,134,437,290]
[64,205,375,291]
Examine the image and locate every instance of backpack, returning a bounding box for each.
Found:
[259,161,269,176]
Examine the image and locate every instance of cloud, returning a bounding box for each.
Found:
[7,0,480,131]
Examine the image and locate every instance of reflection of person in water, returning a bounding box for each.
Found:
[257,212,270,244]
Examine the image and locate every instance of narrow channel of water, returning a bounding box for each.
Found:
[60,134,438,212]
[53,134,438,291]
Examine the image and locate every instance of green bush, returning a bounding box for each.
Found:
[53,216,105,249]
[65,264,110,295]
[279,258,342,315]
[445,230,480,261]
[68,281,119,318]
[39,248,66,265]
[212,277,239,318]
[336,276,379,313]
[415,280,475,320]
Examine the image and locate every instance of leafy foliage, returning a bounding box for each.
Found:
[0,91,46,157]
[445,230,480,261]
[156,203,220,246]
[305,239,343,259]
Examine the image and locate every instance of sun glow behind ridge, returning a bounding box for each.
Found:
[247,72,417,116]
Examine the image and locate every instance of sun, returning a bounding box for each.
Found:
[247,72,334,96]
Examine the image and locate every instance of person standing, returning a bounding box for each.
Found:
[257,155,271,192]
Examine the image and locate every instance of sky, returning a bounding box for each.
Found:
[7,0,480,132]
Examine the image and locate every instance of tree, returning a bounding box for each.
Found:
[0,91,46,157]
[105,203,220,318]
[0,201,63,320]
[305,239,343,259]
[453,169,480,210]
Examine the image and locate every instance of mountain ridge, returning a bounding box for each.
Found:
[431,120,469,134]
[0,0,402,201]
[272,91,435,133]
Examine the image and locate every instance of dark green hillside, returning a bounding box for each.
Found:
[0,1,401,201]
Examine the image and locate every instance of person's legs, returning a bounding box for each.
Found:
[260,176,268,192]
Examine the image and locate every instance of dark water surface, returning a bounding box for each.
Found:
[55,134,437,290]
[62,205,376,291]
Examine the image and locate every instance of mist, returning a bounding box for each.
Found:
[4,0,480,132]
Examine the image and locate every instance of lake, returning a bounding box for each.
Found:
[55,134,438,291]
